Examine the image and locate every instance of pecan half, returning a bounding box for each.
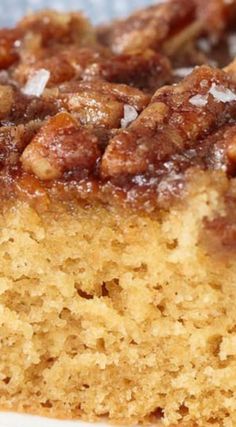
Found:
[21,112,101,180]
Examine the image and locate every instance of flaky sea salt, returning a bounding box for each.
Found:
[22,69,50,97]
[189,94,208,107]
[121,104,138,128]
[173,67,194,78]
[209,83,236,103]
[189,82,236,107]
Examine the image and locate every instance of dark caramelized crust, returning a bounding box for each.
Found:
[0,0,236,210]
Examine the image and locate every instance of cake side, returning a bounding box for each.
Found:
[0,172,235,426]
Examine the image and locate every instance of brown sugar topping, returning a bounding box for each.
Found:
[0,0,236,209]
[21,112,101,180]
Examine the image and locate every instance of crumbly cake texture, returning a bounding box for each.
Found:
[1,1,236,426]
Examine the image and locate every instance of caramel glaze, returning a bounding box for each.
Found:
[0,0,236,215]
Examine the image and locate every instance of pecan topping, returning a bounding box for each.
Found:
[58,80,149,129]
[0,2,234,209]
[0,28,22,69]
[0,84,14,119]
[21,112,100,180]
[101,66,236,177]
[98,0,195,54]
[18,10,96,48]
[98,0,235,55]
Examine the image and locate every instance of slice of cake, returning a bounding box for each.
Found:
[0,1,236,426]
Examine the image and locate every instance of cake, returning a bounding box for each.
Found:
[0,1,236,426]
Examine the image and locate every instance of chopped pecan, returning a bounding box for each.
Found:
[21,112,101,180]
[101,65,236,177]
[97,0,195,54]
[195,0,236,34]
[163,21,203,57]
[87,50,171,92]
[0,121,40,168]
[13,44,170,94]
[59,80,149,128]
[18,47,165,95]
[189,124,236,175]
[3,85,58,125]
[98,0,235,61]
[0,28,22,69]
[64,90,124,129]
[225,58,236,83]
[13,46,102,86]
[18,10,96,48]
[225,126,236,168]
[86,81,150,111]
[16,56,75,87]
[11,11,97,84]
[164,0,236,60]
[0,84,14,119]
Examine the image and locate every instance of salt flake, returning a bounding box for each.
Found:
[121,104,138,128]
[209,83,236,103]
[173,67,194,78]
[189,94,208,107]
[22,69,50,97]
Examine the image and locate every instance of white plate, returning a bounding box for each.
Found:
[1,0,153,26]
[0,412,109,427]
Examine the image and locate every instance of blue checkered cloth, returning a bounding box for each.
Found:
[1,0,154,27]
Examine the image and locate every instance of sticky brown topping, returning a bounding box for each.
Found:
[21,112,100,180]
[101,66,236,178]
[97,0,236,55]
[0,1,235,210]
[97,0,196,54]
